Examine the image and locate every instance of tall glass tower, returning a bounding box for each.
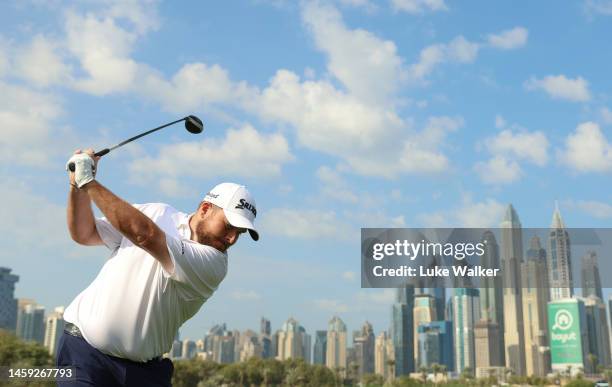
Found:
[391,285,415,376]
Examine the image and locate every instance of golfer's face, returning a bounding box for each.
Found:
[202,208,246,252]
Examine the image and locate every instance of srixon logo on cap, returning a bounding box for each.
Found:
[235,198,257,217]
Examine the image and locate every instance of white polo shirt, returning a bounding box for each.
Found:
[63,203,228,362]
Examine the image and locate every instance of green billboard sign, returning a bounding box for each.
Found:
[548,301,583,366]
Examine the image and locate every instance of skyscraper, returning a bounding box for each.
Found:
[548,203,573,301]
[501,204,526,376]
[581,251,603,300]
[413,294,436,364]
[584,296,611,370]
[261,317,271,336]
[375,331,394,379]
[478,230,505,365]
[326,316,348,375]
[260,317,272,359]
[16,299,45,344]
[277,317,310,362]
[44,306,65,357]
[391,285,415,376]
[314,330,327,365]
[452,288,480,375]
[417,320,453,371]
[0,267,19,332]
[521,235,550,376]
[353,321,375,377]
[474,319,502,371]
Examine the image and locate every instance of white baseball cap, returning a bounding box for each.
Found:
[204,182,259,241]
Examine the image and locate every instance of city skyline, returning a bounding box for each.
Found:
[1,0,612,343]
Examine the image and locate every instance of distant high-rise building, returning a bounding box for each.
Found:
[44,306,65,357]
[521,237,550,377]
[549,298,590,377]
[170,339,182,359]
[238,330,261,362]
[584,296,611,369]
[417,320,453,371]
[474,319,502,372]
[452,288,480,375]
[277,317,310,363]
[581,251,603,300]
[478,230,505,366]
[353,321,375,377]
[0,267,19,332]
[548,203,573,301]
[415,285,446,321]
[413,294,436,364]
[391,285,415,376]
[182,339,197,359]
[314,330,327,365]
[326,316,347,375]
[501,204,526,376]
[16,299,45,344]
[375,331,394,379]
[261,317,271,336]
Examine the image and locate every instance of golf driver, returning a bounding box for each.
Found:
[68,115,203,172]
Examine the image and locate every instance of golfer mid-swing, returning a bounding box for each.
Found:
[58,149,259,386]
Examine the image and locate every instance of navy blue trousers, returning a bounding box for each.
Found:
[56,331,173,386]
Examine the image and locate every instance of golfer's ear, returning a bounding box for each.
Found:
[199,201,213,216]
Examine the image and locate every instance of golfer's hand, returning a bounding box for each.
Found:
[66,149,99,188]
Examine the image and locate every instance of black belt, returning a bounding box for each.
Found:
[63,322,163,362]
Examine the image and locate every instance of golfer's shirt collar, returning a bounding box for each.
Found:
[177,212,193,239]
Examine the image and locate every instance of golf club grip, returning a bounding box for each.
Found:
[67,148,110,172]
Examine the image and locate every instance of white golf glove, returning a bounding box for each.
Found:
[66,153,96,188]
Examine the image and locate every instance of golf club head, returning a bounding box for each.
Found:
[185,115,204,134]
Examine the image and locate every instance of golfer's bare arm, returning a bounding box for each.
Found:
[67,185,103,246]
[81,181,173,272]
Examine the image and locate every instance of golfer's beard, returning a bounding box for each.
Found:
[196,222,227,252]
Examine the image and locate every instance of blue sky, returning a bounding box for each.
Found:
[1,0,611,341]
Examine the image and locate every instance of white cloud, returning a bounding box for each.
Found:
[487,27,528,50]
[139,63,256,113]
[485,129,549,166]
[408,36,479,81]
[584,0,612,15]
[313,299,349,313]
[525,75,591,102]
[316,166,359,203]
[256,69,404,161]
[418,198,506,227]
[230,290,262,301]
[572,200,612,218]
[302,1,405,103]
[600,107,612,124]
[391,0,448,14]
[65,11,139,95]
[560,121,612,172]
[15,35,71,87]
[0,82,67,166]
[474,156,523,185]
[261,208,353,240]
[129,124,294,190]
[0,42,9,77]
[337,0,378,11]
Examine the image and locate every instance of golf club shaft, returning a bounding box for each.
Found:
[68,117,188,172]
